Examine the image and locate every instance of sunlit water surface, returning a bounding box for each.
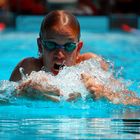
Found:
[0,31,140,139]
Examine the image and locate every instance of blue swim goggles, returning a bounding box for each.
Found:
[41,40,77,52]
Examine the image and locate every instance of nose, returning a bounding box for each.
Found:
[54,49,65,59]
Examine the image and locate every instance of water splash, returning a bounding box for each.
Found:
[0,80,18,103]
[23,58,137,100]
[25,59,110,100]
[19,67,28,80]
[0,58,139,105]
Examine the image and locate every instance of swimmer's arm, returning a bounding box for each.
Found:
[15,79,61,102]
[10,61,22,81]
[10,58,40,82]
[77,53,108,71]
[16,79,81,102]
[67,92,81,102]
[81,73,140,105]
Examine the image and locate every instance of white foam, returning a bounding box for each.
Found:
[0,58,135,102]
[24,58,131,100]
[0,80,18,101]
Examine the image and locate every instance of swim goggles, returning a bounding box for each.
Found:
[41,40,77,52]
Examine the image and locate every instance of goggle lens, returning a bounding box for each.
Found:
[65,43,77,52]
[41,40,77,52]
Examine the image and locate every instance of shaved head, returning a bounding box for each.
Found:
[40,10,80,41]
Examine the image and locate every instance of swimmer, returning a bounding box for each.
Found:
[10,10,107,101]
[81,73,140,105]
[10,10,107,81]
[0,22,6,31]
[10,10,140,104]
[121,24,140,35]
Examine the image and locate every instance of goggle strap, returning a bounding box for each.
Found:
[56,45,65,49]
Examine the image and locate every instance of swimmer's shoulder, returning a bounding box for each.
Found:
[18,57,43,70]
[10,57,43,81]
[77,53,108,71]
[77,52,100,63]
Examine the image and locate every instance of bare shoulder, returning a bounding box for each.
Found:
[18,57,42,70]
[77,53,100,63]
[77,53,108,71]
[79,53,100,61]
[10,57,43,81]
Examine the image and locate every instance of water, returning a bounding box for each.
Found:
[0,118,139,139]
[0,31,140,139]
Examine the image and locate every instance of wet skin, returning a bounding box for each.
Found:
[38,28,83,75]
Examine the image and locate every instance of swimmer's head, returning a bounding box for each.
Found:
[39,10,80,41]
[37,10,83,75]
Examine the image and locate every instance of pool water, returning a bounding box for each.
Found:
[0,30,140,139]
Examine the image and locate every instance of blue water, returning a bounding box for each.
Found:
[0,30,140,139]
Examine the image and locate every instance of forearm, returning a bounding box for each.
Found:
[15,78,61,102]
[98,87,140,105]
[77,53,108,71]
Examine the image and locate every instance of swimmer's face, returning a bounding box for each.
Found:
[38,28,83,75]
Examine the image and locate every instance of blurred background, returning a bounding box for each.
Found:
[0,0,140,30]
[1,0,140,15]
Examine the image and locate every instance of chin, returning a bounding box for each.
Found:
[51,68,59,75]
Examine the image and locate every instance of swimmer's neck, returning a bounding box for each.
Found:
[41,66,59,75]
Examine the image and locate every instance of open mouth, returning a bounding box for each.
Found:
[53,63,65,71]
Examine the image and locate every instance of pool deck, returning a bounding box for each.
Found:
[1,13,140,32]
[15,15,140,32]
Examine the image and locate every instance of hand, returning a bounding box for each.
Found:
[16,79,61,102]
[81,73,104,99]
[67,92,81,102]
[100,59,109,71]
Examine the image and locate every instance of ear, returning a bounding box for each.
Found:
[77,41,83,53]
[37,38,43,54]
